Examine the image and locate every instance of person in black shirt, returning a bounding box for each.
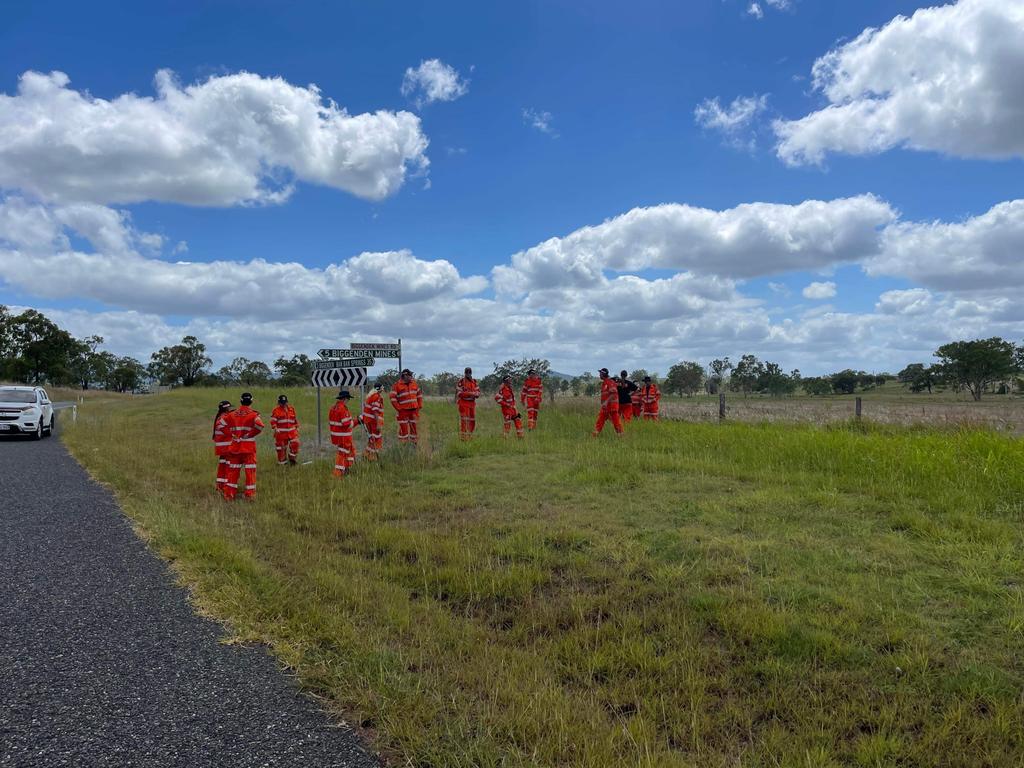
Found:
[616,370,638,423]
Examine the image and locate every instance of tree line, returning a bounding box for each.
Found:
[2,306,1021,400]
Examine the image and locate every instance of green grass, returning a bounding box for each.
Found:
[62,388,1024,767]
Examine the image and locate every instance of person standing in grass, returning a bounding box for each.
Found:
[213,399,233,495]
[329,390,356,477]
[495,375,525,438]
[592,368,624,437]
[270,394,300,466]
[224,392,264,500]
[520,369,543,430]
[456,367,481,440]
[630,386,642,419]
[360,382,385,460]
[616,370,638,423]
[389,368,423,445]
[640,376,661,420]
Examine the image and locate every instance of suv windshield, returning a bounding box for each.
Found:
[0,390,37,403]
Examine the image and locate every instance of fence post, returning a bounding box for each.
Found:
[718,392,726,421]
[855,396,862,420]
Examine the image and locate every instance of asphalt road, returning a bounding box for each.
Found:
[0,426,380,767]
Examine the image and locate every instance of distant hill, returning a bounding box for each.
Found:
[547,370,575,381]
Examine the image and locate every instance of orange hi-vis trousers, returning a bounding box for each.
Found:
[501,406,524,438]
[333,439,355,477]
[458,403,476,439]
[363,418,382,460]
[216,457,230,492]
[593,407,624,436]
[642,406,659,421]
[275,437,300,465]
[523,397,541,429]
[396,409,419,444]
[224,452,257,498]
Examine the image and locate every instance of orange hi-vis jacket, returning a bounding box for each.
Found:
[329,401,355,445]
[270,404,299,441]
[641,383,661,409]
[213,413,233,456]
[630,389,642,411]
[456,377,480,403]
[600,378,619,411]
[521,375,543,404]
[390,379,423,412]
[361,390,384,425]
[495,384,517,411]
[227,406,264,453]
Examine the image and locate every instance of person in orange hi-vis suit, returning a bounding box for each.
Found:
[640,376,661,420]
[359,382,385,460]
[520,369,543,430]
[456,367,481,440]
[630,387,643,419]
[592,368,624,437]
[389,369,423,445]
[495,376,525,438]
[224,392,265,500]
[270,394,300,466]
[329,390,356,477]
[212,399,233,495]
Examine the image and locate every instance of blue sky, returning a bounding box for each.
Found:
[1,0,1022,376]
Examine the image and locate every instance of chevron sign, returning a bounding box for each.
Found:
[311,368,367,388]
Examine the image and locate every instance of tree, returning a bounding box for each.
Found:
[730,354,764,396]
[629,369,650,383]
[239,360,273,386]
[664,361,703,396]
[69,335,110,390]
[559,379,570,396]
[828,369,863,395]
[897,363,936,394]
[759,362,798,397]
[429,371,459,398]
[373,368,400,391]
[802,376,832,396]
[706,357,732,394]
[107,357,147,393]
[149,335,212,387]
[274,354,313,387]
[2,309,83,385]
[935,337,1021,401]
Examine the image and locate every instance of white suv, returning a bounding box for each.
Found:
[0,386,55,439]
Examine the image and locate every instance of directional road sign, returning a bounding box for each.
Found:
[317,348,367,359]
[311,368,367,388]
[312,357,374,370]
[350,341,401,358]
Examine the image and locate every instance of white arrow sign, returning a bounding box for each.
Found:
[312,357,374,370]
[311,368,367,388]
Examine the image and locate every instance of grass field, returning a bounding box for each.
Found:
[62,388,1024,767]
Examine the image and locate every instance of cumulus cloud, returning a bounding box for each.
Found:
[802,281,836,300]
[869,199,1024,291]
[522,108,558,137]
[775,0,1024,164]
[401,59,469,108]
[875,288,933,315]
[748,3,764,19]
[493,195,895,294]
[0,69,429,206]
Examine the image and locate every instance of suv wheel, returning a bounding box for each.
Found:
[45,415,55,437]
[32,421,43,440]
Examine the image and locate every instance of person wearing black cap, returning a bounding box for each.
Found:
[328,390,356,477]
[640,376,662,420]
[270,394,300,466]
[212,400,233,495]
[592,368,624,437]
[388,368,423,445]
[223,392,264,500]
[616,369,638,423]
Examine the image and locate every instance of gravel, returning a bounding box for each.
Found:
[0,428,380,767]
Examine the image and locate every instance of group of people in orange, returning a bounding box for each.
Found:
[211,366,661,499]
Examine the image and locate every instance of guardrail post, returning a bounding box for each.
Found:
[718,392,726,421]
[855,396,862,420]
[72,405,78,423]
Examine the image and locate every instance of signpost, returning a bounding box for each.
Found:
[312,340,402,452]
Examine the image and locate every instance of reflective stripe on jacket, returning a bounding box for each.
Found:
[227,406,264,451]
[600,379,619,410]
[213,413,233,455]
[361,391,384,422]
[494,384,516,409]
[270,405,299,438]
[329,402,355,444]
[390,380,423,411]
[456,377,480,403]
[521,375,543,401]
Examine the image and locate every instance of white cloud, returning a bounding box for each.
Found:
[775,0,1024,164]
[869,199,1024,291]
[802,280,836,299]
[748,3,764,19]
[875,288,933,315]
[522,108,558,137]
[493,195,895,294]
[0,69,429,206]
[695,94,768,149]
[400,59,469,108]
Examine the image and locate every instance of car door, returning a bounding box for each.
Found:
[38,389,52,427]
